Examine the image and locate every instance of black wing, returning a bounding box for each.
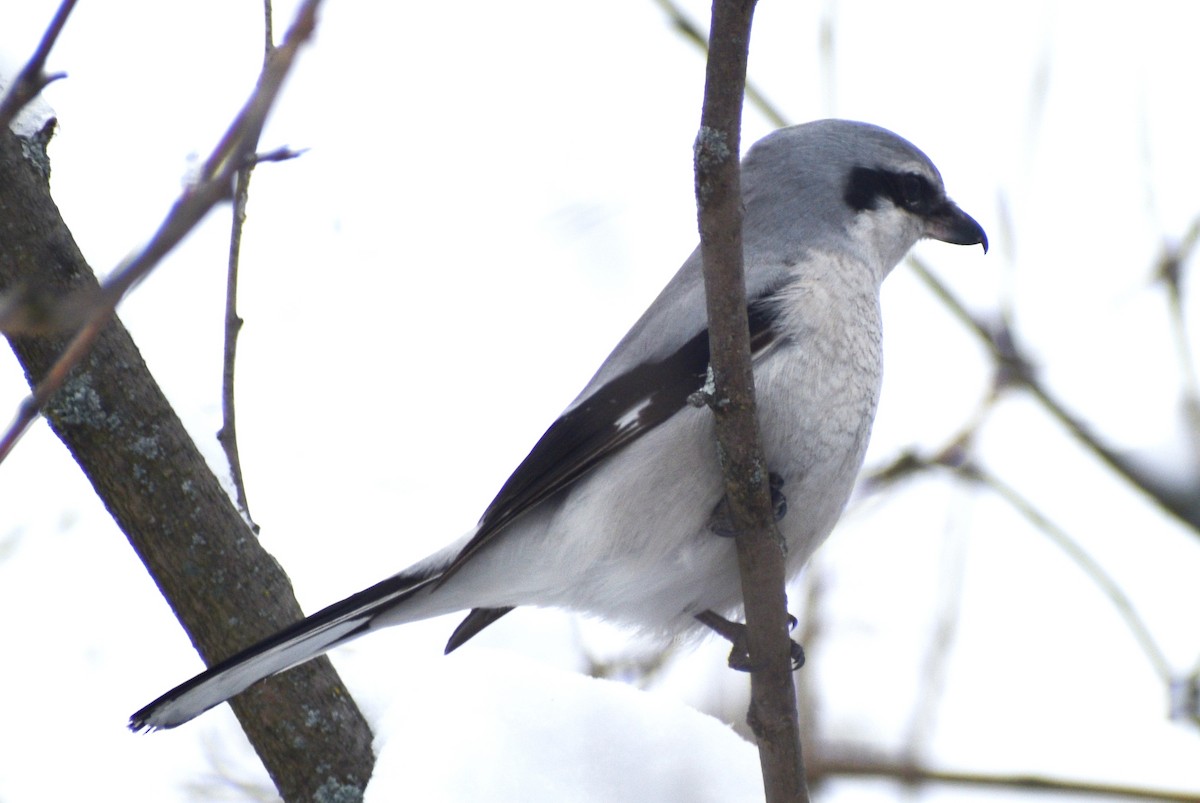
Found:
[439,295,784,588]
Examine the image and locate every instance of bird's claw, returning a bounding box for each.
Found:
[707,472,788,537]
[695,610,805,672]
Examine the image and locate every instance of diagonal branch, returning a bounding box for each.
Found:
[907,254,1200,536]
[863,446,1172,686]
[0,1,375,799]
[651,0,788,128]
[0,0,78,132]
[0,0,317,465]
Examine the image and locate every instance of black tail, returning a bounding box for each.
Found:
[130,567,441,731]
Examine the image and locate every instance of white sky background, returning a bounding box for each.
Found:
[1,0,1199,800]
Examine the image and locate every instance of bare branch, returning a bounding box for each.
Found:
[0,280,101,336]
[901,511,970,763]
[0,0,77,132]
[0,1,376,798]
[215,1,287,535]
[907,254,1200,535]
[0,0,321,465]
[864,446,1172,685]
[218,164,259,531]
[652,0,787,128]
[811,753,1200,801]
[263,0,277,62]
[694,1,809,800]
[1155,217,1200,474]
[963,461,1173,683]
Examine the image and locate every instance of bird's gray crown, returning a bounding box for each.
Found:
[743,120,942,224]
[744,120,944,197]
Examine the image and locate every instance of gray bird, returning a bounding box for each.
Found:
[131,119,987,731]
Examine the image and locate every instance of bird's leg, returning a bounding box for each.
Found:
[707,471,788,537]
[695,609,805,671]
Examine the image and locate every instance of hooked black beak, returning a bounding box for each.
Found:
[925,201,988,254]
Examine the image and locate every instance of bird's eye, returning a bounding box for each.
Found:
[898,174,927,211]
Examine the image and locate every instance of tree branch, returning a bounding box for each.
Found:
[810,753,1200,801]
[863,445,1173,688]
[0,2,376,799]
[651,0,787,128]
[694,1,808,800]
[0,0,77,133]
[217,164,258,531]
[216,0,281,534]
[0,0,318,465]
[907,254,1200,535]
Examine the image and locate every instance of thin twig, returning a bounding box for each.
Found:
[217,0,280,533]
[793,567,825,754]
[902,501,971,763]
[0,0,78,132]
[907,254,1200,535]
[811,753,1200,802]
[0,280,100,336]
[651,0,788,128]
[1155,217,1200,473]
[963,461,1173,683]
[218,165,258,531]
[863,446,1172,684]
[262,0,276,66]
[0,0,322,465]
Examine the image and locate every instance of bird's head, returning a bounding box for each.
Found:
[742,120,987,276]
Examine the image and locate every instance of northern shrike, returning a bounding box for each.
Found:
[131,119,987,730]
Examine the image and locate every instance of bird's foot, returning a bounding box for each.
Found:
[707,472,787,537]
[695,609,805,671]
